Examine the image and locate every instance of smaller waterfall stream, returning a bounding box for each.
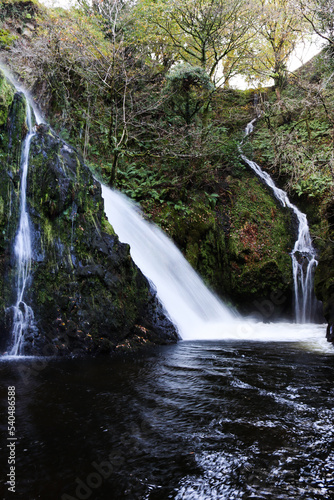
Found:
[2,73,44,355]
[9,104,36,355]
[241,119,319,323]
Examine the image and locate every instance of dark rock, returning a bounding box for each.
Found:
[0,79,178,355]
[326,324,334,343]
[315,242,334,343]
[77,265,105,278]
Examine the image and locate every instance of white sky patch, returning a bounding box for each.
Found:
[289,34,324,71]
[40,0,74,8]
[231,34,324,90]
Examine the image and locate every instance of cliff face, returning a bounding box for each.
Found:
[314,199,334,342]
[0,70,178,355]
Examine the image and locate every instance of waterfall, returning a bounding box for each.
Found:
[1,67,44,355]
[101,185,238,339]
[240,119,320,323]
[9,103,36,355]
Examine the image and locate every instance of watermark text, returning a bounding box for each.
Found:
[7,386,16,493]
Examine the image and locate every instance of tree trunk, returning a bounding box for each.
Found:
[110,150,119,186]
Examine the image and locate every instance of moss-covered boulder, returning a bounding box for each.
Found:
[226,172,294,318]
[0,74,178,355]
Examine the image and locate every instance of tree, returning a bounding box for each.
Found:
[298,0,334,55]
[163,64,214,125]
[8,0,165,185]
[246,0,307,89]
[122,0,177,72]
[145,0,257,85]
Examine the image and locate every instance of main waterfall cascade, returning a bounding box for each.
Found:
[101,185,237,339]
[9,103,35,355]
[241,119,321,323]
[101,186,330,350]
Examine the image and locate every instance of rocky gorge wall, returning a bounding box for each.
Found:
[0,70,178,355]
[314,198,334,342]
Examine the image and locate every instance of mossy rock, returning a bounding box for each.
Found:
[23,124,178,355]
[0,29,18,50]
[0,83,28,349]
[0,69,15,126]
[227,173,293,316]
[0,72,177,354]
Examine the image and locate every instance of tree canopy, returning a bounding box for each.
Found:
[1,0,331,186]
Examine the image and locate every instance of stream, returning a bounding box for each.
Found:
[0,338,333,499]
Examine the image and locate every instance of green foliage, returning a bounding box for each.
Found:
[295,173,332,198]
[116,163,170,205]
[249,81,334,211]
[205,192,219,208]
[163,63,214,125]
[0,70,15,126]
[0,29,18,49]
[165,63,214,91]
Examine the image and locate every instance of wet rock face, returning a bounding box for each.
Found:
[315,244,334,344]
[0,77,178,355]
[314,198,334,343]
[27,125,178,355]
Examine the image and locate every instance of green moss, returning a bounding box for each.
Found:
[0,76,29,323]
[228,172,293,307]
[0,0,41,22]
[0,70,15,126]
[101,215,115,236]
[41,217,54,247]
[0,195,4,224]
[0,28,18,50]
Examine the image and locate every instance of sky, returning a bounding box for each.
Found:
[289,35,324,71]
[41,0,74,7]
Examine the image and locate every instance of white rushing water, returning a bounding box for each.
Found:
[101,185,237,338]
[101,186,330,351]
[241,119,319,323]
[6,78,43,356]
[0,62,44,125]
[10,105,35,355]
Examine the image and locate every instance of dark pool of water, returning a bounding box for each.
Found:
[0,340,334,499]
